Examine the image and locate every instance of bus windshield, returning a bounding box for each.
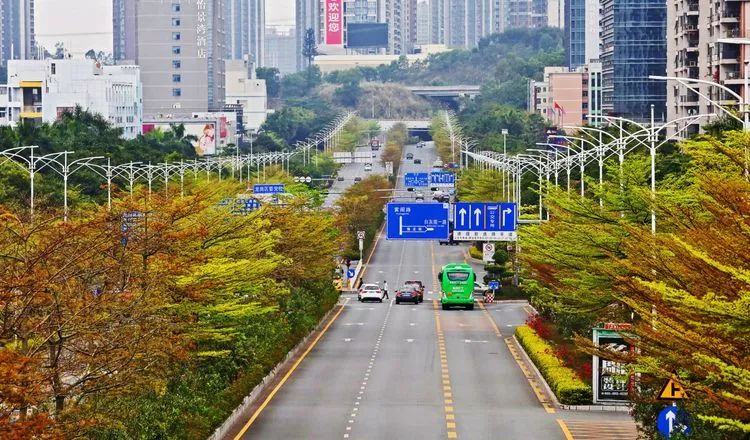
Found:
[447,272,469,281]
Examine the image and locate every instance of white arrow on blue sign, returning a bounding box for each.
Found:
[657,405,692,438]
[386,202,450,240]
[453,202,517,241]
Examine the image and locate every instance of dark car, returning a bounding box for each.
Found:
[354,176,362,182]
[337,176,345,181]
[439,231,459,246]
[406,153,414,160]
[414,158,422,164]
[395,286,420,304]
[404,280,425,302]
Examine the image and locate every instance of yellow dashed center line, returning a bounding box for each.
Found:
[432,242,458,439]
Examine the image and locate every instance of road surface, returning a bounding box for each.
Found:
[227,142,637,440]
[323,145,386,208]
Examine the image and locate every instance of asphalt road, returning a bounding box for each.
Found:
[230,142,636,440]
[323,145,386,208]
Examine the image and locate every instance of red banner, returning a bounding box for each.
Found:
[325,0,343,45]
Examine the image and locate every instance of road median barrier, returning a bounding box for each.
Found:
[515,325,592,406]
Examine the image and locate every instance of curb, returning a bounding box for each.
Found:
[512,335,631,413]
[210,305,340,440]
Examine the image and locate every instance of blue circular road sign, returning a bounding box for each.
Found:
[657,405,692,439]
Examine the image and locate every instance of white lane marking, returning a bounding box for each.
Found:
[410,322,416,326]
[344,338,352,342]
[344,322,364,326]
[405,338,415,342]
[411,308,417,311]
[464,339,489,343]
[506,324,513,327]
[413,271,419,274]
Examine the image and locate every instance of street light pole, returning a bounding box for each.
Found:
[502,129,508,200]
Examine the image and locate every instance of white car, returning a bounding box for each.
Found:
[364,163,373,172]
[473,282,490,296]
[358,284,385,302]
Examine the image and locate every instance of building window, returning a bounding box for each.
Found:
[172,3,181,12]
[172,46,181,55]
[172,74,182,83]
[172,18,181,26]
[172,60,181,69]
[172,32,181,41]
[172,88,182,97]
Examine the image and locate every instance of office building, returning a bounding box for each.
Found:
[112,0,226,117]
[600,0,666,121]
[296,0,320,70]
[565,0,599,69]
[0,0,36,67]
[225,59,268,131]
[666,0,748,136]
[528,63,602,129]
[0,59,142,138]
[225,0,265,65]
[265,26,297,74]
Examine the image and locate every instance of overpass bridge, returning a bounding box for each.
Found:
[375,119,432,131]
[405,85,482,99]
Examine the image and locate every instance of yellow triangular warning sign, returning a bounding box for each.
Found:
[658,378,688,400]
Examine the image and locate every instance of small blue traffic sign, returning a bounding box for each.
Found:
[386,202,450,240]
[488,280,500,290]
[430,171,455,188]
[657,405,692,439]
[404,172,429,187]
[453,202,517,241]
[347,268,356,279]
[253,184,285,194]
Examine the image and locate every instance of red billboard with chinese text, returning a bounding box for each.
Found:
[325,0,343,45]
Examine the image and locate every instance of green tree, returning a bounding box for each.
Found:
[256,67,281,98]
[302,28,319,68]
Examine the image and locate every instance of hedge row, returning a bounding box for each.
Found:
[515,325,592,405]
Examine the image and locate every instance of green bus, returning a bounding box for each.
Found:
[438,263,476,310]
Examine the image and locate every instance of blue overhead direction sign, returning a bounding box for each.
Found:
[430,171,455,188]
[253,183,285,194]
[386,202,450,240]
[404,172,429,187]
[453,202,517,241]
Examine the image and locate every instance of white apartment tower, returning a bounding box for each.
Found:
[666,0,749,136]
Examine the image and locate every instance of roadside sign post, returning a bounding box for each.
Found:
[592,323,635,404]
[488,280,500,303]
[453,202,517,241]
[386,202,450,240]
[657,405,692,438]
[483,243,495,262]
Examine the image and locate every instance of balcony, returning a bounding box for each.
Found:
[725,27,740,38]
[687,1,698,12]
[688,67,700,79]
[721,8,740,23]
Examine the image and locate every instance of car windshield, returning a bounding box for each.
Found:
[447,272,470,281]
[362,285,379,291]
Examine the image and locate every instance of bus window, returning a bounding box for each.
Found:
[438,271,443,282]
[447,272,469,281]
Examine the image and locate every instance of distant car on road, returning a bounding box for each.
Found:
[364,163,373,172]
[404,280,425,302]
[395,285,420,304]
[473,282,490,296]
[415,191,424,201]
[337,176,345,181]
[359,284,385,302]
[354,176,362,182]
[406,153,414,160]
[416,142,424,148]
[439,231,459,246]
[414,158,422,164]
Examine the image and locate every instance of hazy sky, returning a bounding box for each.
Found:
[35,0,295,56]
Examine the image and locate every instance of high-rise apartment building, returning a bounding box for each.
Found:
[295,0,320,70]
[666,0,748,136]
[416,0,430,45]
[265,26,297,74]
[224,0,265,65]
[429,0,503,48]
[0,0,35,67]
[505,0,548,29]
[564,0,599,69]
[600,0,666,121]
[385,0,418,54]
[112,0,226,117]
[528,62,602,128]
